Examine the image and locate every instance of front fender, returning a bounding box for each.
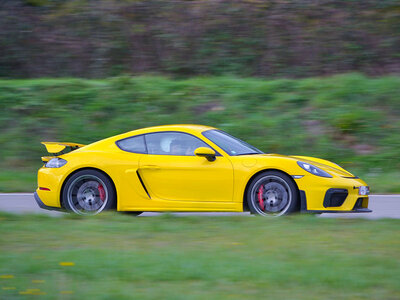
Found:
[291,155,354,176]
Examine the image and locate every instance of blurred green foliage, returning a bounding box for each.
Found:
[0,0,399,78]
[0,212,399,299]
[0,73,399,192]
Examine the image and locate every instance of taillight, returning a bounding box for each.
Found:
[45,158,67,168]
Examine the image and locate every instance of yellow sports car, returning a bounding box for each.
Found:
[35,124,371,216]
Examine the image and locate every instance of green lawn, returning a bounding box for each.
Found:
[0,169,38,193]
[0,74,399,194]
[0,213,399,299]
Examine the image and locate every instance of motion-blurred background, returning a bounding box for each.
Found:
[0,0,399,191]
[1,2,400,299]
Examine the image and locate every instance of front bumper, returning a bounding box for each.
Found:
[34,192,64,212]
[299,190,372,213]
[294,174,372,212]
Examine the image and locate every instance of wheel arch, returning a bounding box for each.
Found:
[60,167,117,208]
[242,168,300,212]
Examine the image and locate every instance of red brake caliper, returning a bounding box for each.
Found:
[98,184,106,202]
[258,185,264,210]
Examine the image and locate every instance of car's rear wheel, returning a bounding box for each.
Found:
[62,169,116,215]
[247,171,299,216]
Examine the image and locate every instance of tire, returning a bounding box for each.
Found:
[122,211,143,216]
[62,169,116,215]
[246,171,299,216]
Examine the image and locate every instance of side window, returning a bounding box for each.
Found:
[145,132,210,156]
[117,135,146,154]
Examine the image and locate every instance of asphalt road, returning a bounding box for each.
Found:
[0,193,399,219]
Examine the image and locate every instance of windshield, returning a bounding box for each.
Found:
[202,130,263,156]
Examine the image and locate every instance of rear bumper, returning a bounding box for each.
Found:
[34,192,64,212]
[36,166,64,208]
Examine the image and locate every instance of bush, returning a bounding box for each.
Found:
[0,0,399,78]
[0,73,399,176]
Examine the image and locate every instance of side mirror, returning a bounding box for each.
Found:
[194,147,216,162]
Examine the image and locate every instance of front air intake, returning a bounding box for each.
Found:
[323,188,348,207]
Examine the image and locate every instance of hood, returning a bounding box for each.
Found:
[250,153,355,177]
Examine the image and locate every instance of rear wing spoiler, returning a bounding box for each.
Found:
[41,142,86,162]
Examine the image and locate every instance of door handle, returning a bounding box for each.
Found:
[141,165,161,170]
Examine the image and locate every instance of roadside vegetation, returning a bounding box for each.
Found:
[1,1,398,78]
[0,212,399,299]
[0,73,399,192]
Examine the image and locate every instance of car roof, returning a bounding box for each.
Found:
[127,124,217,135]
[80,124,218,151]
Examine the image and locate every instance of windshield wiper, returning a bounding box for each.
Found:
[236,152,262,156]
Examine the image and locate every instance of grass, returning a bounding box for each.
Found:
[0,169,38,193]
[0,73,399,192]
[360,171,400,194]
[0,212,399,299]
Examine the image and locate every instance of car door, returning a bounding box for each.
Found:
[138,131,234,202]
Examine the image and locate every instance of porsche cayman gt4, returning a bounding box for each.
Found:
[35,124,371,216]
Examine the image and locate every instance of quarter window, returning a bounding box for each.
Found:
[117,135,146,153]
[145,132,211,156]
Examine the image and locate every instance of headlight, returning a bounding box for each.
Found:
[45,158,67,168]
[358,186,370,196]
[297,161,332,178]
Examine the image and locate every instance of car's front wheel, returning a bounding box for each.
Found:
[62,169,116,215]
[247,171,299,216]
